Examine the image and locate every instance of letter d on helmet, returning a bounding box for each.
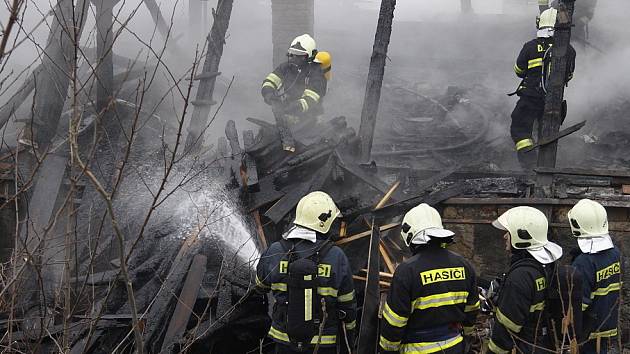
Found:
[294,191,341,234]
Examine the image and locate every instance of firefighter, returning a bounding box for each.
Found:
[255,191,356,354]
[379,203,479,354]
[509,8,576,169]
[537,0,598,42]
[261,34,327,123]
[488,206,564,353]
[568,199,621,354]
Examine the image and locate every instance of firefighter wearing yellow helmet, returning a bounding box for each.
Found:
[255,191,356,354]
[568,199,620,354]
[509,8,576,169]
[488,206,563,353]
[261,34,327,123]
[379,203,479,354]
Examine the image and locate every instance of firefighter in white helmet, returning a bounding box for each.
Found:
[261,34,327,123]
[488,206,563,353]
[568,199,620,354]
[256,191,356,354]
[509,8,576,169]
[379,203,479,354]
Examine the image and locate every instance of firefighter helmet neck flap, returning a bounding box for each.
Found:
[400,203,454,247]
[293,191,341,235]
[568,199,614,254]
[493,206,563,264]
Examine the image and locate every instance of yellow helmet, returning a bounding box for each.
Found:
[314,51,332,80]
[288,34,317,59]
[293,191,341,234]
[567,199,609,238]
[538,8,558,29]
[400,203,454,247]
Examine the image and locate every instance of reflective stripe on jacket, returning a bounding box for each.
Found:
[379,246,479,353]
[572,246,621,340]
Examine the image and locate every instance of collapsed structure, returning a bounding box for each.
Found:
[0,0,628,353]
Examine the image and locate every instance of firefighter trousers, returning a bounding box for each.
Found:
[275,344,337,354]
[510,96,544,169]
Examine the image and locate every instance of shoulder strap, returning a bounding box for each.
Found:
[280,239,333,264]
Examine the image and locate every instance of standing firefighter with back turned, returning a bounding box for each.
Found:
[256,191,357,354]
[261,34,327,124]
[488,206,564,353]
[509,8,576,169]
[379,203,479,354]
[568,199,621,354]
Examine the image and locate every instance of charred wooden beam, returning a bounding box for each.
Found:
[264,155,335,223]
[536,0,576,194]
[242,129,259,191]
[0,65,42,129]
[524,120,585,153]
[358,0,397,162]
[185,0,234,150]
[336,222,400,246]
[272,103,296,152]
[94,0,115,121]
[374,184,467,222]
[160,254,207,353]
[357,217,381,353]
[534,167,630,179]
[442,197,630,208]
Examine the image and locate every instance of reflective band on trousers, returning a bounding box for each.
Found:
[515,138,534,151]
[589,328,617,339]
[400,334,463,354]
[528,58,543,69]
[412,291,468,310]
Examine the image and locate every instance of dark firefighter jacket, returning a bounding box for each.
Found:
[513,37,576,100]
[489,252,553,354]
[572,246,621,341]
[379,246,479,353]
[255,238,357,348]
[261,61,327,117]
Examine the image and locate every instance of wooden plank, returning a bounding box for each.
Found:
[379,242,396,274]
[353,275,391,288]
[358,0,397,162]
[373,184,465,221]
[534,167,630,179]
[160,254,207,353]
[252,210,267,249]
[623,185,630,195]
[336,151,390,193]
[264,156,334,223]
[357,217,381,354]
[335,223,400,246]
[241,129,259,191]
[523,121,585,152]
[271,102,295,152]
[374,181,400,209]
[359,269,394,280]
[442,197,630,208]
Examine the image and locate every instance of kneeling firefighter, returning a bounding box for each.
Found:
[255,191,357,353]
[488,206,564,353]
[379,203,479,354]
[261,34,327,123]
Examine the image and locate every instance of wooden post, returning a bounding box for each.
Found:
[535,0,576,195]
[358,0,397,162]
[184,0,234,150]
[95,0,115,121]
[31,0,90,149]
[357,217,381,353]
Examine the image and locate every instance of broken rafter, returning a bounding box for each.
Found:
[524,120,585,153]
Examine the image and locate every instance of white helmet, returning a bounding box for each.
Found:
[493,206,563,264]
[538,8,558,29]
[567,199,608,237]
[400,203,454,247]
[293,191,341,234]
[288,34,317,58]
